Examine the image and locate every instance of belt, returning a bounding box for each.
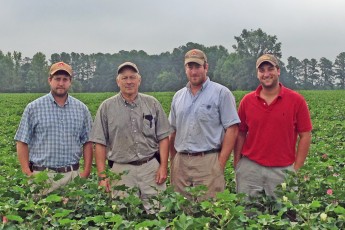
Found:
[127,155,155,166]
[179,149,220,156]
[32,163,79,173]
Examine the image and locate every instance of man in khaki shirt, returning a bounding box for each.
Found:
[90,62,171,213]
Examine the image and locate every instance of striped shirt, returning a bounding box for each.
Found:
[14,93,92,167]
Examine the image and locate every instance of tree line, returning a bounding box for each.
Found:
[1,28,344,93]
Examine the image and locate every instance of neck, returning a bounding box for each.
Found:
[261,83,280,97]
[121,92,138,103]
[53,94,68,106]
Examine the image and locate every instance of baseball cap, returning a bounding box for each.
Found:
[117,62,139,74]
[256,54,279,68]
[184,49,207,66]
[49,62,73,76]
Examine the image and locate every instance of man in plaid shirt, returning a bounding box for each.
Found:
[14,62,93,195]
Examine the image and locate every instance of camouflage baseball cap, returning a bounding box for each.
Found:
[184,49,207,66]
[256,54,279,68]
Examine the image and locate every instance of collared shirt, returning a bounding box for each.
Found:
[238,83,313,166]
[169,77,240,153]
[14,93,93,168]
[90,93,172,163]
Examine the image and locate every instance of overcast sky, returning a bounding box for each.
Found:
[1,0,345,62]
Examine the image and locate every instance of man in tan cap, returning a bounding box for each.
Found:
[14,61,93,195]
[90,62,172,213]
[234,53,312,199]
[169,49,240,200]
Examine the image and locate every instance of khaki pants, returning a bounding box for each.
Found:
[235,156,294,198]
[171,152,225,201]
[110,158,165,214]
[32,170,79,195]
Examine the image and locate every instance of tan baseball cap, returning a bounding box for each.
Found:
[49,62,72,76]
[256,54,279,68]
[184,49,207,66]
[117,62,139,74]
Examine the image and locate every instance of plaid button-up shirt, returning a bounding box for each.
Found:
[14,93,92,168]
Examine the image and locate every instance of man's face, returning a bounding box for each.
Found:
[116,68,141,98]
[257,63,280,89]
[185,62,208,87]
[48,74,71,97]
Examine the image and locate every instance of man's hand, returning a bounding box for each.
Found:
[79,170,90,178]
[98,178,110,192]
[155,165,167,184]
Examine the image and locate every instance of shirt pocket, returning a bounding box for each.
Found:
[197,103,219,122]
[142,115,156,138]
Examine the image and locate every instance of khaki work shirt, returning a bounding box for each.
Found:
[90,93,172,163]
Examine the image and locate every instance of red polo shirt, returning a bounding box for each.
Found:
[238,84,312,166]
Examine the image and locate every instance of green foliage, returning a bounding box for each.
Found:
[1,91,345,229]
[1,29,344,93]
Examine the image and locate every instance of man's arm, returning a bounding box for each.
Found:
[218,125,239,170]
[95,143,110,191]
[169,131,177,160]
[16,141,32,176]
[79,141,93,178]
[156,137,169,184]
[294,131,312,171]
[233,131,247,168]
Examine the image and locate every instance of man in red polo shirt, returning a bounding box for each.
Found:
[234,54,312,198]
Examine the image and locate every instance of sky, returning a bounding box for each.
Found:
[1,0,345,63]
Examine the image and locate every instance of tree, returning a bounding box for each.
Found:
[0,51,15,92]
[286,56,302,87]
[233,28,282,59]
[26,52,48,92]
[318,57,334,89]
[334,52,345,89]
[216,28,282,90]
[309,58,319,87]
[152,71,180,92]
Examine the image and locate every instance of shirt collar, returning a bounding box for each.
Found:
[186,77,210,92]
[120,92,139,107]
[48,92,70,106]
[255,83,284,98]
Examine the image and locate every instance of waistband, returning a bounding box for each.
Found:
[108,154,156,167]
[32,163,79,173]
[179,149,220,157]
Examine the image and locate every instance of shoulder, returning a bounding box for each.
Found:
[26,94,51,109]
[68,95,89,110]
[281,86,306,102]
[100,95,119,107]
[172,87,187,99]
[208,80,232,95]
[139,93,157,102]
[239,91,256,104]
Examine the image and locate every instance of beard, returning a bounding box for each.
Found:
[51,88,68,98]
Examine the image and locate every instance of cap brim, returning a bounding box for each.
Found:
[50,69,72,76]
[185,58,204,66]
[256,60,276,69]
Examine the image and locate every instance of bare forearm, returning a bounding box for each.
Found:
[218,125,239,168]
[233,131,246,167]
[95,143,107,177]
[169,131,177,160]
[159,137,169,168]
[16,141,31,175]
[294,132,312,170]
[82,142,93,173]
